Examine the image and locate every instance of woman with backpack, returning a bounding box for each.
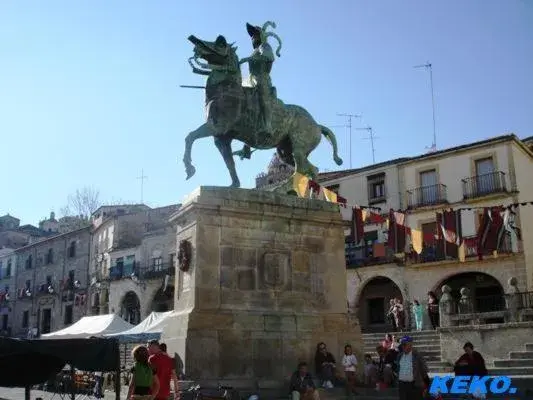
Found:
[127,345,160,400]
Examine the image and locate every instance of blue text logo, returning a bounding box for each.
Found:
[429,376,517,395]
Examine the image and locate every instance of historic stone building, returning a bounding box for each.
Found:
[319,134,533,332]
[0,214,53,249]
[11,227,91,337]
[255,153,294,189]
[89,204,179,324]
[0,248,16,335]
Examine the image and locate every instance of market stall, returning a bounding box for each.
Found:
[106,311,172,342]
[40,314,133,339]
[0,337,121,400]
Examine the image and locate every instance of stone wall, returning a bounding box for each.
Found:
[439,322,533,364]
[162,187,363,386]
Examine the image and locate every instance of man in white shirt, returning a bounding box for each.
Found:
[397,336,429,400]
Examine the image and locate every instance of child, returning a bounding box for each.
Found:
[342,344,358,395]
[363,354,377,387]
[127,345,160,400]
[412,299,424,331]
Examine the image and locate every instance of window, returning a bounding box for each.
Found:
[152,257,163,271]
[46,248,54,265]
[475,157,495,176]
[22,311,29,328]
[419,169,438,204]
[64,305,73,325]
[474,157,497,194]
[68,241,76,258]
[26,255,32,270]
[6,260,11,277]
[46,275,52,286]
[367,173,386,203]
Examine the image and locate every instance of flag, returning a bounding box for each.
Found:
[387,209,406,253]
[292,173,309,197]
[323,187,338,203]
[351,207,365,243]
[477,207,504,259]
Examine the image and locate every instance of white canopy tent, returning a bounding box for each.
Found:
[106,311,172,343]
[40,314,134,340]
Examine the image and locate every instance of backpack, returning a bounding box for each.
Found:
[133,362,153,388]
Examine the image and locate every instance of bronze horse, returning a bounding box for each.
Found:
[183,34,343,191]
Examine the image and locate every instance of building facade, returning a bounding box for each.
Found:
[0,248,16,335]
[319,134,533,332]
[12,227,91,337]
[255,153,294,189]
[89,205,179,325]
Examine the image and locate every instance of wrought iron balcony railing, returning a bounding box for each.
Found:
[462,171,507,200]
[406,184,448,209]
[107,262,174,281]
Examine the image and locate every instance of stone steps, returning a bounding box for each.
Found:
[490,342,533,379]
[362,329,453,373]
[510,351,533,359]
[494,358,533,368]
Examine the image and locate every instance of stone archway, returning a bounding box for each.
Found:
[151,286,174,312]
[120,291,141,325]
[357,276,403,333]
[433,272,505,317]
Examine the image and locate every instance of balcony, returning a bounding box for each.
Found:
[345,241,394,268]
[108,262,174,281]
[346,234,515,268]
[462,171,507,200]
[406,184,448,209]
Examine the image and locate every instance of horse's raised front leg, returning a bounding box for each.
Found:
[183,123,214,180]
[214,136,241,188]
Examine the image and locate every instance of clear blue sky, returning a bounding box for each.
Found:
[1,0,532,225]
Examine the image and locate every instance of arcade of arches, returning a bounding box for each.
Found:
[151,287,173,312]
[121,291,141,325]
[355,272,505,332]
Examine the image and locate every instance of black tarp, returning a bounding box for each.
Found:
[0,337,120,387]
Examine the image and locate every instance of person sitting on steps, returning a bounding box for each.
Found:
[289,362,320,400]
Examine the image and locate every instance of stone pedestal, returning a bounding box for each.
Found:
[160,187,362,386]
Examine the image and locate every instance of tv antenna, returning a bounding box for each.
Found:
[414,62,437,152]
[335,113,361,168]
[356,126,378,164]
[136,169,148,203]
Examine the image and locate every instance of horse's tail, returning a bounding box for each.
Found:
[319,125,343,166]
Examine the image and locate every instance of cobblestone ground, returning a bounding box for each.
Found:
[0,387,128,400]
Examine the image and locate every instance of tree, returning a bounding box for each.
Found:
[60,187,101,219]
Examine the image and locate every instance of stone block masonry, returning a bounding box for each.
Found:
[160,187,363,386]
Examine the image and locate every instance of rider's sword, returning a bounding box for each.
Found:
[180,85,205,89]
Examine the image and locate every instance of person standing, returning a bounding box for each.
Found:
[412,300,424,331]
[148,340,179,400]
[342,344,358,397]
[127,345,160,400]
[387,299,397,331]
[396,336,429,400]
[427,291,440,330]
